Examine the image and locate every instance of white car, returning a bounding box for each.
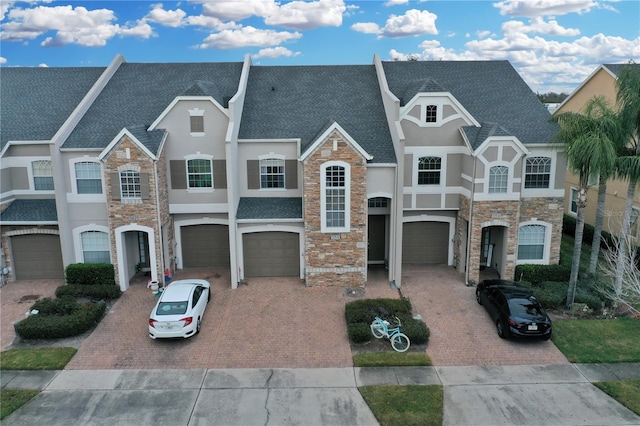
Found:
[148,279,211,339]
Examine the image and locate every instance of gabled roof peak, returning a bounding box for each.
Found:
[182,80,222,100]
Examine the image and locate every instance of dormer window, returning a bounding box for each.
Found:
[425,105,437,123]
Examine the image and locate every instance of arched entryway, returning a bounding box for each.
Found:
[480,222,508,279]
[114,224,158,291]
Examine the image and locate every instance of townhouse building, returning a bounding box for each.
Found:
[0,54,564,290]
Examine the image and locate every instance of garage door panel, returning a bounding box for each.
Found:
[12,234,64,279]
[243,232,299,277]
[402,222,448,264]
[181,225,230,268]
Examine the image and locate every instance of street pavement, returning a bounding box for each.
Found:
[2,363,640,425]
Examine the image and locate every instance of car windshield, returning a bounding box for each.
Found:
[509,299,544,317]
[156,302,188,315]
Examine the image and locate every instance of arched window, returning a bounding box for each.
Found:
[489,166,508,193]
[525,157,551,188]
[81,231,110,264]
[418,156,441,185]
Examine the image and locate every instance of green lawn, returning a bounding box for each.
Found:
[594,380,640,415]
[0,347,77,420]
[552,318,640,363]
[359,385,442,426]
[353,352,432,367]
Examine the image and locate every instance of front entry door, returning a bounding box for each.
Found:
[368,215,386,263]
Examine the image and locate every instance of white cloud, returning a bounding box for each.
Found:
[380,9,438,38]
[493,0,602,17]
[0,56,6,64]
[477,30,492,38]
[38,62,48,67]
[385,0,409,6]
[198,26,302,49]
[0,4,153,46]
[252,46,301,59]
[145,4,187,28]
[351,22,380,34]
[264,0,346,30]
[502,17,580,37]
[198,0,277,21]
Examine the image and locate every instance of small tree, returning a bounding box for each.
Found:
[594,235,640,317]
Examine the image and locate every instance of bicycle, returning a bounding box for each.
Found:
[370,316,411,352]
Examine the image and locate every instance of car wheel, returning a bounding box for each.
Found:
[196,318,202,334]
[476,291,482,305]
[496,320,507,339]
[541,334,551,341]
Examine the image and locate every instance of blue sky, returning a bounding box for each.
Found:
[1,0,638,93]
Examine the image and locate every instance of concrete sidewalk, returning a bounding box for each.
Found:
[2,364,639,425]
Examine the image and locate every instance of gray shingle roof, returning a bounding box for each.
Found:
[1,67,105,150]
[0,199,57,222]
[236,197,302,220]
[603,63,640,78]
[238,65,396,164]
[461,122,514,150]
[382,60,558,147]
[125,125,166,157]
[63,62,243,150]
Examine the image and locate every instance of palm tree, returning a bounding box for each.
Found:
[613,63,640,295]
[552,99,617,308]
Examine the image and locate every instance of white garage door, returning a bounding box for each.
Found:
[243,232,299,277]
[402,222,449,264]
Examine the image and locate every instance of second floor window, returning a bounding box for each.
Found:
[418,156,441,185]
[187,159,213,188]
[75,162,102,194]
[120,170,141,198]
[525,157,551,189]
[32,160,54,190]
[489,166,508,193]
[260,158,285,189]
[425,105,437,122]
[325,165,346,229]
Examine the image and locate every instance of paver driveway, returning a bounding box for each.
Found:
[2,265,567,368]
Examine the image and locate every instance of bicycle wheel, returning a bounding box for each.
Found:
[370,321,385,339]
[391,333,410,352]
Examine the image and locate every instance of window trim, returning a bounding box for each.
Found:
[186,156,214,191]
[517,222,551,264]
[72,159,104,196]
[488,165,509,194]
[259,157,286,190]
[524,156,551,189]
[73,225,111,264]
[425,104,438,123]
[417,156,442,186]
[31,160,54,191]
[320,161,350,233]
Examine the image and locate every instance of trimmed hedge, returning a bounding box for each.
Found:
[31,296,79,316]
[65,263,115,286]
[514,263,570,285]
[15,302,106,339]
[345,298,429,346]
[519,280,605,310]
[55,284,121,300]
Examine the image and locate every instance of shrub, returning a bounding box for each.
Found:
[345,298,412,325]
[55,284,121,300]
[514,264,570,284]
[348,323,372,343]
[15,302,106,339]
[530,281,567,308]
[399,316,430,345]
[65,263,115,286]
[30,296,79,315]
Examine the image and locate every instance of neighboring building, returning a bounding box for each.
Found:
[0,54,564,290]
[555,63,640,241]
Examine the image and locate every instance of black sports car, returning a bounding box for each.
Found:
[476,279,552,340]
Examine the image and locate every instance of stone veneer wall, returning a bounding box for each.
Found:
[103,136,163,287]
[303,130,368,287]
[457,195,564,285]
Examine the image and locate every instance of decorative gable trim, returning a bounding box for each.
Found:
[401,93,480,128]
[148,97,229,131]
[300,122,373,163]
[98,128,158,161]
